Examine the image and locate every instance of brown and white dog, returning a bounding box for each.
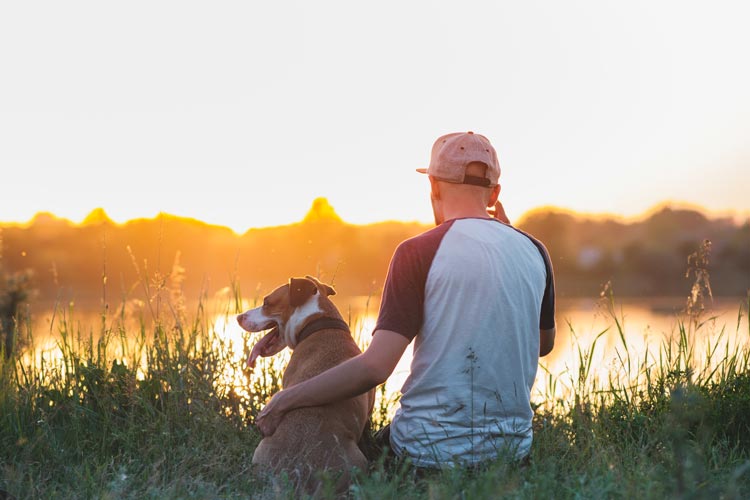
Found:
[237,275,375,496]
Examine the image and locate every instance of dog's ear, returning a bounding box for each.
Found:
[289,277,318,307]
[304,274,336,297]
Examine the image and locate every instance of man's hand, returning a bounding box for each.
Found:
[489,201,510,224]
[255,390,289,437]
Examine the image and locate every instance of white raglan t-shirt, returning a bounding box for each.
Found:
[374,217,555,468]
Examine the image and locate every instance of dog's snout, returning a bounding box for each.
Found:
[236,313,245,326]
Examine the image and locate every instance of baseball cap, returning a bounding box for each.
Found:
[416,131,500,187]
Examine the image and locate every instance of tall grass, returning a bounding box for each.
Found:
[0,256,270,498]
[528,285,750,499]
[1,258,750,498]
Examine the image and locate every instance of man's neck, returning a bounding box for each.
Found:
[440,205,492,222]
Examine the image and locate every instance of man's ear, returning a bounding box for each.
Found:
[487,184,501,207]
[289,277,318,307]
[429,176,441,200]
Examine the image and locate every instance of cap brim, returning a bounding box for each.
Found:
[416,168,428,174]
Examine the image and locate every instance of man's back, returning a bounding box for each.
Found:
[376,217,555,467]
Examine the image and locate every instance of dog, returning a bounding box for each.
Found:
[237,275,375,496]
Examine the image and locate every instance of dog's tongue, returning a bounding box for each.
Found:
[247,326,286,370]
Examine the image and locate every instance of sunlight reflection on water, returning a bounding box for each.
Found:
[536,296,749,403]
[25,294,749,415]
[213,295,748,412]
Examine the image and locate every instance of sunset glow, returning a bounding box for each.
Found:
[1,2,749,233]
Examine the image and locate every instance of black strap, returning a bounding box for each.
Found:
[296,317,350,345]
[462,174,492,186]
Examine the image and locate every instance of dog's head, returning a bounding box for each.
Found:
[237,275,337,369]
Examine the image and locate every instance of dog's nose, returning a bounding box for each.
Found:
[236,313,245,326]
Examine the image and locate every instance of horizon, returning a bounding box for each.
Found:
[3,194,748,305]
[2,197,748,235]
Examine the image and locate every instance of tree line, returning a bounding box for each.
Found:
[1,203,748,319]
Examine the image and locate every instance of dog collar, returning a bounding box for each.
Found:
[296,317,350,345]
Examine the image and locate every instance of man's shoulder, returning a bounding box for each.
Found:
[396,220,455,254]
[486,220,552,261]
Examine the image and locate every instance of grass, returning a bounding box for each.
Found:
[1,266,750,498]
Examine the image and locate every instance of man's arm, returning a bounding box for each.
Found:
[254,329,410,436]
[540,327,556,357]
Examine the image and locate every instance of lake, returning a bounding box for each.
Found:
[327,295,750,409]
[22,294,750,415]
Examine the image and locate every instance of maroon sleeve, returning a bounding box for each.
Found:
[374,222,452,341]
[536,241,556,330]
[509,225,556,330]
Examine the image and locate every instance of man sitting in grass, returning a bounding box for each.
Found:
[255,131,556,469]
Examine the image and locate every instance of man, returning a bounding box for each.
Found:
[255,131,556,468]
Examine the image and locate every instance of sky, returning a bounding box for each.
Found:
[1,1,749,233]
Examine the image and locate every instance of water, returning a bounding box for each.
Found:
[332,295,749,406]
[540,296,749,400]
[23,294,750,413]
